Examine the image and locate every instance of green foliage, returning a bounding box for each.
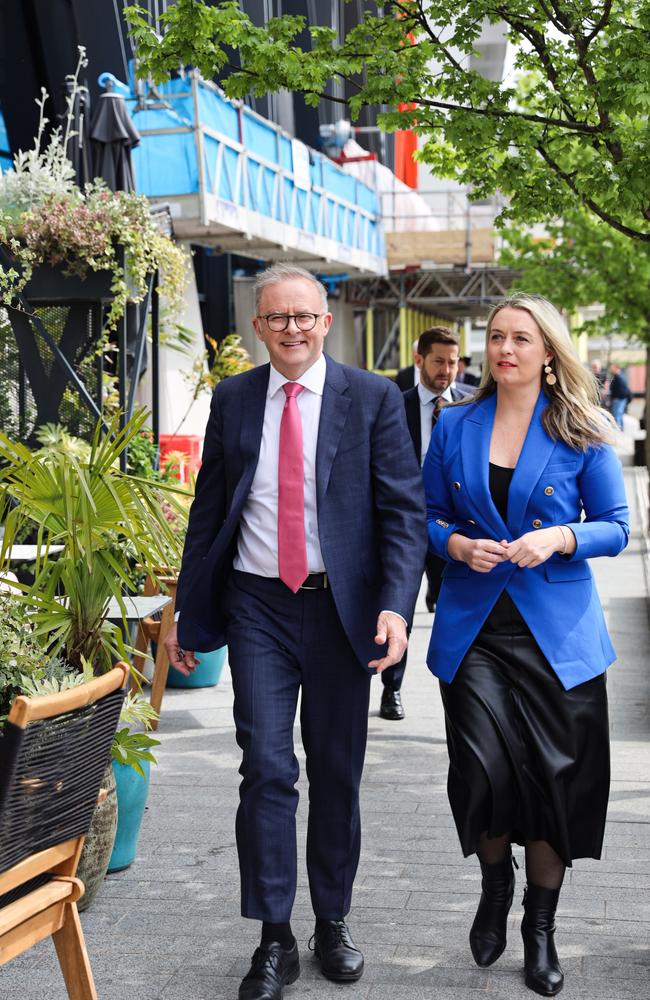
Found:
[112,727,160,777]
[0,410,187,672]
[16,657,90,700]
[0,596,66,722]
[184,333,253,398]
[0,47,189,333]
[500,210,650,341]
[112,691,160,776]
[125,0,650,243]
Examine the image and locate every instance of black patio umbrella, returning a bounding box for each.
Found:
[64,82,93,188]
[89,89,140,192]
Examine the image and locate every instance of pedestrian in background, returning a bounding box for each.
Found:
[423,293,629,996]
[395,340,420,390]
[608,362,632,430]
[381,327,473,721]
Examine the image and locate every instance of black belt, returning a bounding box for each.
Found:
[300,572,329,590]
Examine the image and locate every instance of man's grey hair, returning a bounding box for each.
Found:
[253,263,328,313]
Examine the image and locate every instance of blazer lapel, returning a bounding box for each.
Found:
[233,364,268,505]
[506,391,556,537]
[404,389,421,463]
[316,356,351,505]
[460,394,510,539]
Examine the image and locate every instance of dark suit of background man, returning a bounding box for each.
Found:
[380,327,474,721]
[165,264,426,1000]
[395,340,420,390]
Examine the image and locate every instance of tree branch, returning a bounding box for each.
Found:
[416,96,602,135]
[393,0,466,75]
[536,143,650,241]
[534,0,569,34]
[585,0,613,43]
[495,6,579,122]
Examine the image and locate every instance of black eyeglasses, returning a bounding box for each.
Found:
[258,312,324,332]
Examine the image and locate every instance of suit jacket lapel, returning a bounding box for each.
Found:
[316,355,351,505]
[404,389,421,463]
[506,391,556,537]
[233,364,268,505]
[461,394,509,539]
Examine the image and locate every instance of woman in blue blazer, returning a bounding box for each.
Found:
[423,293,629,997]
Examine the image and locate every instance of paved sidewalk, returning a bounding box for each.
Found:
[7,465,650,1000]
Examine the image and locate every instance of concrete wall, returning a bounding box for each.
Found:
[137,244,211,438]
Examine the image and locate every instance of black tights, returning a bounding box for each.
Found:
[477,832,565,890]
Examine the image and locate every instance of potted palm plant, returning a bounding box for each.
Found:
[0,409,188,903]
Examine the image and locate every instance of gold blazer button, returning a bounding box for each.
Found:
[532,518,542,529]
[544,486,554,496]
[452,481,461,491]
[467,519,476,525]
[436,518,449,528]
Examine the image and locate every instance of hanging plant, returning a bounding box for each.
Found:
[0,48,189,333]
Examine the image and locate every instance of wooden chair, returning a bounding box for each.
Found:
[132,570,178,730]
[0,664,129,998]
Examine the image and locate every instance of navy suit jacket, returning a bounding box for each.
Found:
[424,391,629,690]
[176,355,428,671]
[403,384,474,463]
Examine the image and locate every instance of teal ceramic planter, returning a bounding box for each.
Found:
[107,759,151,873]
[167,646,227,688]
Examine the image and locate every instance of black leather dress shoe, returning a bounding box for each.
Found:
[312,919,364,982]
[239,941,300,1000]
[380,688,405,720]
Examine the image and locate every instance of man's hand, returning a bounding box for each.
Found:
[163,623,199,676]
[369,611,408,673]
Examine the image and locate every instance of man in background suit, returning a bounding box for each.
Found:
[164,264,426,1000]
[456,355,480,387]
[395,340,419,390]
[380,327,474,721]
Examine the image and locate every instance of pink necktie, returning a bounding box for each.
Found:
[278,382,308,592]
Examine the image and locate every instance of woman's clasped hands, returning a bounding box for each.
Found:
[448,526,569,572]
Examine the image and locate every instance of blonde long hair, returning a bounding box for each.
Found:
[471,293,616,451]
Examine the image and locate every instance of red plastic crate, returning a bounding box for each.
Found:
[159,434,202,483]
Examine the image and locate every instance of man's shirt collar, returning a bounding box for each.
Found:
[417,382,453,405]
[268,353,326,398]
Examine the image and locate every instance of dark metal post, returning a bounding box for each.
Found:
[18,355,27,441]
[151,270,160,468]
[126,271,154,421]
[118,248,128,471]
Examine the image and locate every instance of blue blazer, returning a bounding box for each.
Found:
[176,355,428,670]
[423,391,629,690]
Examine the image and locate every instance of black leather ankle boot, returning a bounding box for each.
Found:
[469,854,515,967]
[521,883,564,996]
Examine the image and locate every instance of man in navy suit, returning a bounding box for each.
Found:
[164,264,426,1000]
[380,327,473,721]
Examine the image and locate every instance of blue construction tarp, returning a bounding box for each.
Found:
[0,107,12,171]
[126,75,383,258]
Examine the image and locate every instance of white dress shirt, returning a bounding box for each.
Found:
[175,352,406,628]
[234,355,326,576]
[418,383,453,466]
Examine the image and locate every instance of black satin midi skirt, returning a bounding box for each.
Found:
[439,592,610,865]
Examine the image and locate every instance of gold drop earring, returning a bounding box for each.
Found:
[544,363,556,386]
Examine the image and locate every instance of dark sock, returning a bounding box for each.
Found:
[261,921,294,949]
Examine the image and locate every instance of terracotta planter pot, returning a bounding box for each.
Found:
[76,763,118,912]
